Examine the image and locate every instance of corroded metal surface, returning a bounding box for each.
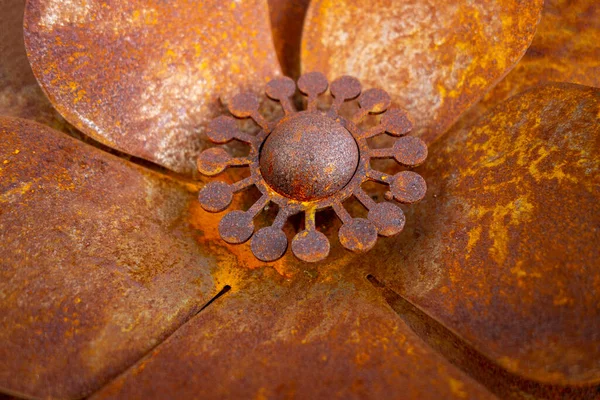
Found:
[0,117,221,399]
[23,0,282,175]
[91,270,494,400]
[267,0,311,78]
[301,0,544,144]
[0,0,64,128]
[369,83,600,385]
[197,74,428,262]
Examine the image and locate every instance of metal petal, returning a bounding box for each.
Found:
[91,271,494,399]
[301,0,544,144]
[0,117,222,398]
[369,84,600,387]
[23,0,282,175]
[451,0,600,133]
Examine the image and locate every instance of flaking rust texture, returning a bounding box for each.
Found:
[0,117,224,399]
[92,270,494,400]
[369,84,600,386]
[23,0,282,176]
[301,0,544,145]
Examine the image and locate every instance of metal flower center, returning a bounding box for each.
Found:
[197,72,427,262]
[259,112,359,201]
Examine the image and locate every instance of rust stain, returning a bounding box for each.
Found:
[301,0,544,144]
[23,0,282,175]
[369,83,600,385]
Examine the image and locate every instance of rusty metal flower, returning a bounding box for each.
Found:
[1,0,600,399]
[197,73,427,262]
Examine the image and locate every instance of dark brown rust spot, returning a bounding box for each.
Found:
[259,112,359,201]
